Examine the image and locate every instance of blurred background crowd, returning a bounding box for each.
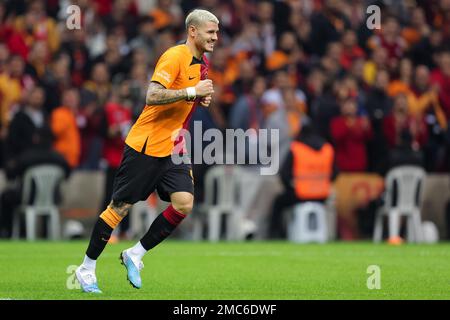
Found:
[1,0,450,240]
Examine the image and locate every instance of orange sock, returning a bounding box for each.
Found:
[100,206,123,229]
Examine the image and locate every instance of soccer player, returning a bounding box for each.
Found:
[75,9,219,293]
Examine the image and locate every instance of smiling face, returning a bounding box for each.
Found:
[189,20,219,54]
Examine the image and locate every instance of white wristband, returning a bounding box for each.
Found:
[186,87,196,100]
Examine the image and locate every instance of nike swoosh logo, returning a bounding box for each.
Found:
[189,76,196,80]
[101,237,109,242]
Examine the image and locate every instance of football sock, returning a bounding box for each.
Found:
[125,241,147,267]
[85,206,123,260]
[139,205,186,251]
[81,255,96,271]
[99,206,123,229]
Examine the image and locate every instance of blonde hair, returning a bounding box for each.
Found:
[185,9,219,30]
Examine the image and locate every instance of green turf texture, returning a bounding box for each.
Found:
[0,241,449,300]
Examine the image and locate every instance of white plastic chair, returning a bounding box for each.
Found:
[197,165,255,241]
[129,200,157,238]
[288,202,328,243]
[373,165,426,243]
[12,164,65,241]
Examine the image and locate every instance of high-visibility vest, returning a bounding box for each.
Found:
[291,141,334,200]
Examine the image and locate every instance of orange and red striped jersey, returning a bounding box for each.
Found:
[125,44,209,157]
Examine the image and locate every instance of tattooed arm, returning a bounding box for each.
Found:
[146,82,188,105]
[146,80,214,106]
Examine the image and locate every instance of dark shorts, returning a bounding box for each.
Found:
[112,144,194,204]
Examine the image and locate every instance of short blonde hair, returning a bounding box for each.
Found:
[185,9,219,30]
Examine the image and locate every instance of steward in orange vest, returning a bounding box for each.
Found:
[268,120,336,239]
[291,140,334,200]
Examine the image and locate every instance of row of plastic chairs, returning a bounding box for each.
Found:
[193,165,259,241]
[10,164,429,243]
[195,165,428,243]
[10,164,157,241]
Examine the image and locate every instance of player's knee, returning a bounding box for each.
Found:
[170,192,194,215]
[172,198,194,215]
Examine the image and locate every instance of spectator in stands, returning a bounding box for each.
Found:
[0,129,70,238]
[229,76,266,131]
[411,65,444,121]
[94,31,129,80]
[430,0,450,40]
[5,86,50,159]
[128,62,150,121]
[402,7,430,49]
[340,29,365,71]
[410,28,443,69]
[0,45,12,138]
[78,63,111,169]
[320,41,344,79]
[230,20,263,69]
[27,40,50,79]
[207,47,237,118]
[368,15,406,72]
[408,65,448,171]
[287,5,312,56]
[309,0,351,56]
[365,69,392,173]
[265,31,304,73]
[41,53,72,113]
[431,49,450,121]
[8,0,60,59]
[129,16,157,64]
[255,0,277,58]
[330,96,372,172]
[102,0,139,40]
[268,119,335,239]
[50,88,81,169]
[100,81,132,241]
[231,59,257,98]
[148,0,184,33]
[60,28,91,87]
[309,78,341,141]
[363,46,389,86]
[349,57,367,90]
[0,43,9,75]
[388,57,414,97]
[0,54,34,134]
[284,87,308,139]
[261,69,307,162]
[383,93,428,152]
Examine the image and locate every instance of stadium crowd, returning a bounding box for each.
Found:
[1,0,450,238]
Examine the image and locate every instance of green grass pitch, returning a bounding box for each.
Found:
[0,241,449,300]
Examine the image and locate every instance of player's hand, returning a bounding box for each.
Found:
[195,80,214,97]
[200,95,212,107]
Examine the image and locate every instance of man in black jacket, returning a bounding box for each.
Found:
[0,115,71,238]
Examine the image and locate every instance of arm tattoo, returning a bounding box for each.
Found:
[146,82,188,105]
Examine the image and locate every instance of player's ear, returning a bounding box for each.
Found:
[188,24,196,37]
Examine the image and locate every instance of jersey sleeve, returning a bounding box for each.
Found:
[151,49,181,88]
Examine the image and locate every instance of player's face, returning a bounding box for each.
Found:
[194,21,219,53]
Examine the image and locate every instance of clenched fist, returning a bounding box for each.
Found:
[195,79,214,97]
